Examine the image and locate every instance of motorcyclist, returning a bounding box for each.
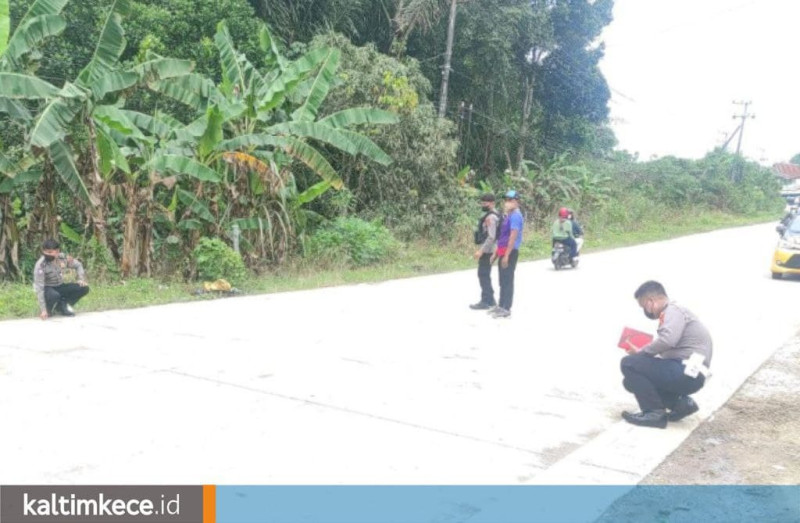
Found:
[552,207,579,261]
[568,209,584,255]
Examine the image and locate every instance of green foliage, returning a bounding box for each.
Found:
[0,0,9,57]
[124,0,263,78]
[378,71,419,113]
[9,0,107,82]
[539,0,613,124]
[306,217,401,267]
[496,154,613,227]
[311,33,468,238]
[193,237,247,284]
[78,235,119,281]
[606,151,783,215]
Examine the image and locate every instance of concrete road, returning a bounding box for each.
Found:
[1,223,797,485]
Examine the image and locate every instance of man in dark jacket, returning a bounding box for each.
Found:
[470,194,499,310]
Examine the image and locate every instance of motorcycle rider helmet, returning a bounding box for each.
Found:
[558,207,569,218]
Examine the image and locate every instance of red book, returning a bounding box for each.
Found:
[618,327,654,352]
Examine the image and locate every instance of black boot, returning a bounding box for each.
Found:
[622,409,668,428]
[57,299,75,317]
[668,396,699,421]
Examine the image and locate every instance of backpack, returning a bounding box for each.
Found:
[474,211,502,245]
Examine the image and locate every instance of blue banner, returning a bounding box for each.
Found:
[215,486,800,523]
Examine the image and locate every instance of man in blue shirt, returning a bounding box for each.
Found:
[491,190,524,318]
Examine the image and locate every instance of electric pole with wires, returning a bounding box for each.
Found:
[731,100,755,181]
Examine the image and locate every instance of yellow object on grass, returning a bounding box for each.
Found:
[203,279,232,292]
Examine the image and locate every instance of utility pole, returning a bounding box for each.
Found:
[719,126,740,152]
[438,0,458,118]
[731,100,755,181]
[732,100,754,157]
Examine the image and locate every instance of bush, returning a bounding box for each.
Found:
[306,218,401,267]
[192,237,247,285]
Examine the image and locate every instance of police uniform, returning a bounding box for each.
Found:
[621,302,712,419]
[33,254,90,314]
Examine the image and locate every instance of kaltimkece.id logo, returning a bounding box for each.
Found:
[0,486,205,523]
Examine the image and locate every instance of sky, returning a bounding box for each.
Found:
[599,0,800,165]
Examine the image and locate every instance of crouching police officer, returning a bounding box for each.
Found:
[34,239,90,320]
[620,281,712,428]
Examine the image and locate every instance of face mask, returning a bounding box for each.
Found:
[44,254,56,262]
[643,300,660,320]
[481,205,491,212]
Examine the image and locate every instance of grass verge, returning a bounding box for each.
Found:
[0,210,778,320]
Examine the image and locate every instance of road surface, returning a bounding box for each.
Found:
[1,223,797,485]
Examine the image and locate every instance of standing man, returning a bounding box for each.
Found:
[620,281,712,428]
[470,194,499,310]
[34,239,90,319]
[492,190,524,319]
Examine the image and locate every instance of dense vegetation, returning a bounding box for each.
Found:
[0,0,783,288]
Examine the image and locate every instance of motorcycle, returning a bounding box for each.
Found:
[551,238,583,270]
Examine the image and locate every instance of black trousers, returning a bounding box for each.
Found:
[621,354,705,411]
[45,283,90,312]
[477,253,496,305]
[498,249,519,310]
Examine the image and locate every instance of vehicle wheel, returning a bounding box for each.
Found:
[571,259,579,268]
[772,272,782,280]
[553,262,562,271]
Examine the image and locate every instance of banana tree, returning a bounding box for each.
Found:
[142,21,399,263]
[0,0,68,109]
[26,0,194,254]
[0,0,71,277]
[101,109,182,277]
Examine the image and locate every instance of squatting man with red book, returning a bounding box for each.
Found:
[620,280,712,428]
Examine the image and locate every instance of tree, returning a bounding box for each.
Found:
[124,0,264,78]
[536,0,614,155]
[312,33,465,238]
[247,0,617,177]
[131,22,398,268]
[27,0,195,257]
[247,0,371,46]
[0,0,72,278]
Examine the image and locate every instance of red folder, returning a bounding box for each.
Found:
[618,327,653,352]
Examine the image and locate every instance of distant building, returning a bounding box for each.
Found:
[773,163,800,195]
